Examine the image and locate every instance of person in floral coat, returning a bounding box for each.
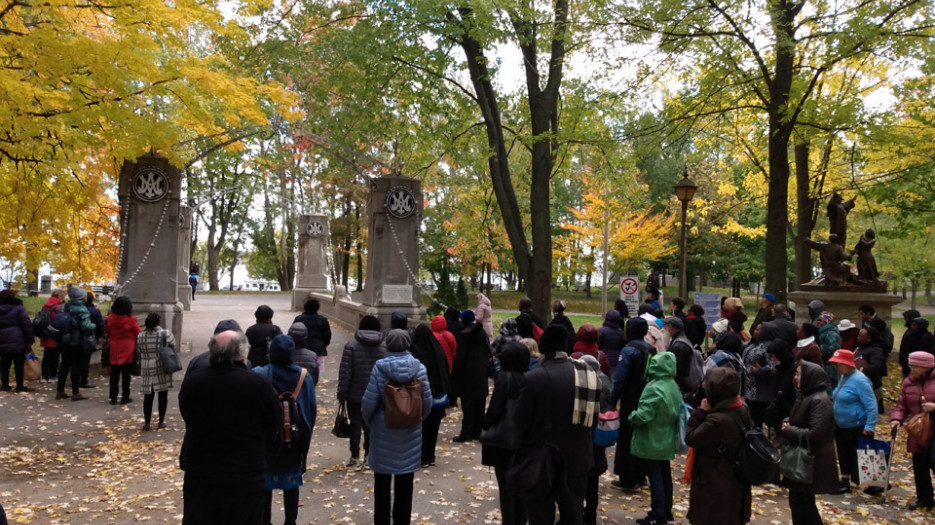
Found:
[137,313,176,430]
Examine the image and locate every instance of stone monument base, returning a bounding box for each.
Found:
[788,290,902,325]
[178,285,192,311]
[358,304,426,330]
[292,287,329,311]
[134,302,184,347]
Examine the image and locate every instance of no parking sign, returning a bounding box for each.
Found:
[619,276,640,315]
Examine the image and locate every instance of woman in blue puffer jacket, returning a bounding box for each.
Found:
[362,329,432,525]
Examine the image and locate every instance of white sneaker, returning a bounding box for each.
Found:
[363,455,370,470]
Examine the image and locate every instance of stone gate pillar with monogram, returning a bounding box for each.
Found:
[177,205,192,311]
[292,214,331,310]
[360,175,425,326]
[115,152,183,343]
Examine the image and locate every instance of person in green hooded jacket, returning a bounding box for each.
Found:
[629,351,682,525]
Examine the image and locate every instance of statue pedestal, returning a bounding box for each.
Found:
[788,289,902,325]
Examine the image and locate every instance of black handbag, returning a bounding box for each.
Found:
[506,443,565,499]
[480,394,521,449]
[332,402,352,438]
[130,341,141,376]
[158,331,182,374]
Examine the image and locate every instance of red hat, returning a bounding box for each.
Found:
[828,349,856,368]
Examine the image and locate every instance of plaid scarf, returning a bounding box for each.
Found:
[572,357,601,427]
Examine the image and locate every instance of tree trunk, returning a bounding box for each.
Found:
[355,203,363,291]
[794,141,813,288]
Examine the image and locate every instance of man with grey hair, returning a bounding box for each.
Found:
[178,329,280,524]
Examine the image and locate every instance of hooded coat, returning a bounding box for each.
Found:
[597,310,626,369]
[571,324,610,376]
[105,312,141,365]
[252,335,317,481]
[38,295,62,348]
[475,294,493,342]
[781,361,839,495]
[293,311,332,357]
[481,341,530,467]
[410,324,451,401]
[899,318,935,377]
[453,321,492,398]
[245,321,282,367]
[431,315,456,373]
[612,317,654,410]
[337,329,386,404]
[629,352,682,460]
[490,318,521,357]
[741,323,777,403]
[287,322,319,386]
[361,332,433,475]
[0,294,34,355]
[685,368,752,525]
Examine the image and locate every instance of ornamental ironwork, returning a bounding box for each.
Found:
[384,186,416,219]
[132,167,169,202]
[307,220,324,237]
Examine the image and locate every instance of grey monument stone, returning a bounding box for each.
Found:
[292,214,331,310]
[359,175,425,327]
[115,152,183,344]
[177,205,192,311]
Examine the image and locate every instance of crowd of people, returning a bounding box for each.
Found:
[3,287,935,525]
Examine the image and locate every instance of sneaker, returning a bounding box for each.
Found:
[610,480,642,491]
[14,386,29,393]
[81,383,97,389]
[363,455,371,470]
[120,397,133,404]
[421,461,431,468]
[345,457,360,469]
[863,484,890,495]
[142,423,152,432]
[71,393,88,401]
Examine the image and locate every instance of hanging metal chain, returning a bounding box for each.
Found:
[384,207,450,312]
[112,195,172,297]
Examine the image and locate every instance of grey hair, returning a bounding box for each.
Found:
[208,332,248,365]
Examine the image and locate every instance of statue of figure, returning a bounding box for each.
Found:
[826,191,856,248]
[804,234,860,286]
[852,228,880,284]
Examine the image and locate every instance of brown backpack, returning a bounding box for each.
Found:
[383,378,424,429]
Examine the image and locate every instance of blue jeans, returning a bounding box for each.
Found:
[641,458,672,521]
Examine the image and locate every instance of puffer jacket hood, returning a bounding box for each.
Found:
[288,322,308,347]
[355,329,385,346]
[626,317,649,340]
[431,315,448,333]
[603,309,621,327]
[476,293,490,307]
[648,351,677,380]
[576,324,598,344]
[912,317,930,332]
[499,318,519,337]
[269,334,295,364]
[799,360,828,396]
[375,352,424,384]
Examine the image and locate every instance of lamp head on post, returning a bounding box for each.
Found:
[674,167,698,203]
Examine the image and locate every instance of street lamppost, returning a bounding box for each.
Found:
[674,168,698,301]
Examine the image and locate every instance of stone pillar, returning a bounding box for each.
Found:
[292,214,331,310]
[360,175,425,326]
[116,152,183,344]
[177,205,192,311]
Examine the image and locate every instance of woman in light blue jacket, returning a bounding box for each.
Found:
[829,349,878,494]
[362,329,432,525]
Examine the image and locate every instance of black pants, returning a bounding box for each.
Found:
[0,354,25,389]
[613,415,644,486]
[347,402,370,459]
[263,487,299,525]
[57,346,82,394]
[493,464,527,525]
[41,347,60,380]
[834,424,862,480]
[788,490,822,524]
[144,390,169,425]
[374,472,414,525]
[584,474,600,525]
[459,396,486,439]
[747,400,770,428]
[421,405,445,463]
[525,471,587,525]
[182,476,265,525]
[79,351,92,386]
[912,451,935,507]
[109,364,132,401]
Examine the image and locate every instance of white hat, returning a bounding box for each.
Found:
[712,318,729,334]
[838,319,857,332]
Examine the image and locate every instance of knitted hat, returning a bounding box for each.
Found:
[68,286,87,301]
[390,310,408,329]
[460,309,476,325]
[254,305,274,319]
[828,349,855,368]
[385,329,411,353]
[213,319,243,334]
[908,351,935,369]
[819,311,835,325]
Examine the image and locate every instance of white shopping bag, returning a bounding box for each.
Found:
[857,436,890,488]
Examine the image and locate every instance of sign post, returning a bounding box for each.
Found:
[619,276,640,316]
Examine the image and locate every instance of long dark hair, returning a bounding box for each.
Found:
[112,296,133,316]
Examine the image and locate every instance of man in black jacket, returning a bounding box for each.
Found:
[515,325,597,525]
[178,330,280,525]
[294,298,332,372]
[453,310,491,442]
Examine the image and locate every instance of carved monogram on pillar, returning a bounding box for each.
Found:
[132,167,170,202]
[306,220,324,237]
[385,186,416,218]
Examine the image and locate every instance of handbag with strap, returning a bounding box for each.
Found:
[480,397,521,449]
[780,434,814,484]
[158,331,182,374]
[332,402,352,438]
[905,397,933,447]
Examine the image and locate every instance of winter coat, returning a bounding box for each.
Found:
[667,331,696,396]
[795,339,823,366]
[684,314,707,349]
[765,341,797,431]
[741,334,776,403]
[106,313,140,365]
[891,368,935,453]
[685,368,752,525]
[245,322,282,367]
[178,359,280,486]
[899,318,935,377]
[597,310,626,369]
[481,370,524,467]
[138,328,176,393]
[59,299,96,348]
[287,322,319,385]
[571,330,610,377]
[515,309,544,339]
[612,339,654,411]
[550,312,576,351]
[361,352,432,475]
[490,318,521,357]
[475,294,493,342]
[38,296,62,348]
[87,304,105,339]
[0,295,34,355]
[781,361,838,495]
[431,315,457,373]
[854,342,886,389]
[818,323,842,387]
[514,354,595,478]
[293,312,332,356]
[410,324,451,401]
[831,370,877,432]
[337,330,386,404]
[453,322,492,398]
[629,352,682,461]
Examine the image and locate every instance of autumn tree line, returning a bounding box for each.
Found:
[2,1,935,320]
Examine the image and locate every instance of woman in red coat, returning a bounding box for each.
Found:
[890,351,935,512]
[106,296,141,405]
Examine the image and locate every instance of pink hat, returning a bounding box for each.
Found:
[908,351,935,369]
[828,349,855,368]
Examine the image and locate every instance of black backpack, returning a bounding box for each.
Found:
[32,304,57,338]
[728,408,781,485]
[45,304,75,343]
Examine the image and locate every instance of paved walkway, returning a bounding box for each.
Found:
[0,293,930,524]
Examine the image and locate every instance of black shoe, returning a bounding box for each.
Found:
[635,515,664,525]
[110,398,118,405]
[142,423,152,432]
[837,480,852,494]
[452,435,473,443]
[908,500,935,511]
[157,422,167,430]
[81,383,97,388]
[14,386,29,393]
[863,484,890,495]
[610,480,642,491]
[71,393,88,401]
[0,385,11,392]
[120,397,133,404]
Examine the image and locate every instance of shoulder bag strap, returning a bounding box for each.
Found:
[293,367,308,399]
